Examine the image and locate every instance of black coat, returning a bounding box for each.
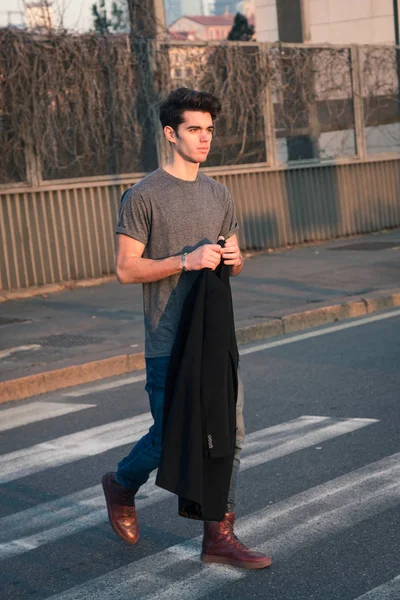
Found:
[155,255,239,521]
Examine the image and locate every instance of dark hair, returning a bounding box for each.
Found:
[159,87,221,131]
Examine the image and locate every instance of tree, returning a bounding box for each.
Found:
[227,13,255,41]
[126,0,167,171]
[92,0,129,34]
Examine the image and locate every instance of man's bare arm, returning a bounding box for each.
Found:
[116,234,223,284]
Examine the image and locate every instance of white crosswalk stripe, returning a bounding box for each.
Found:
[0,474,169,559]
[0,415,377,560]
[0,401,95,432]
[2,410,395,600]
[241,416,377,468]
[0,410,377,485]
[43,449,400,600]
[0,412,153,484]
[352,575,400,600]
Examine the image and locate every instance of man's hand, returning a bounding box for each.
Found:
[220,235,242,267]
[186,244,222,271]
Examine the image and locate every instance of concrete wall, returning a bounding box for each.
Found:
[255,0,279,41]
[256,0,397,43]
[276,0,304,41]
[309,0,396,44]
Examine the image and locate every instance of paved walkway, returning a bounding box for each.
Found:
[1,229,400,402]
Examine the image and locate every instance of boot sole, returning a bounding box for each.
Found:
[102,473,139,545]
[201,553,272,570]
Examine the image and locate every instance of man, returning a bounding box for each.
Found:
[102,87,271,570]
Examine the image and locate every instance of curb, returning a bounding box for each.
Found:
[0,353,145,405]
[0,275,117,304]
[1,291,400,404]
[236,291,400,344]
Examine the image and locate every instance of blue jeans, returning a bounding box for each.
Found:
[116,356,245,511]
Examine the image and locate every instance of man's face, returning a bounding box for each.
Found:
[168,110,214,164]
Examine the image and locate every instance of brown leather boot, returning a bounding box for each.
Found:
[102,472,139,544]
[201,512,272,569]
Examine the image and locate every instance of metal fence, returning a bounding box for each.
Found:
[1,35,400,291]
[165,41,400,166]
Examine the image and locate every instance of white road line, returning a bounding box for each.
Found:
[45,450,400,600]
[242,417,378,469]
[0,411,153,484]
[0,416,378,559]
[143,563,245,600]
[61,308,400,397]
[0,417,327,544]
[0,344,41,360]
[0,402,95,432]
[0,475,171,558]
[1,413,342,486]
[48,539,243,600]
[64,373,146,397]
[353,575,400,600]
[240,307,400,356]
[237,454,400,550]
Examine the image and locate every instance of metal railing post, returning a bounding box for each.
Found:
[154,41,171,168]
[262,45,278,168]
[351,45,367,159]
[24,143,42,188]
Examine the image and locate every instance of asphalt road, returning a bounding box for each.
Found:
[1,308,400,600]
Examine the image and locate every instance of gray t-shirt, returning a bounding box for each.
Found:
[116,167,238,358]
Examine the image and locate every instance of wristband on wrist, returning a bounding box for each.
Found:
[181,252,188,272]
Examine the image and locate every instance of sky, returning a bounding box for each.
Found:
[0,0,203,31]
[1,0,98,31]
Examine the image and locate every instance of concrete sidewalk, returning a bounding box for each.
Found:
[1,229,400,403]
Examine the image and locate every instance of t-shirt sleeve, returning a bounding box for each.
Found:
[115,187,150,246]
[219,187,239,240]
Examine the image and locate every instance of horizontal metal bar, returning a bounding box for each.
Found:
[0,174,145,195]
[159,40,354,50]
[2,153,400,195]
[160,40,399,50]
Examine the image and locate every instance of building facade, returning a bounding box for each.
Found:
[211,1,241,15]
[168,14,236,40]
[256,0,398,44]
[25,1,55,32]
